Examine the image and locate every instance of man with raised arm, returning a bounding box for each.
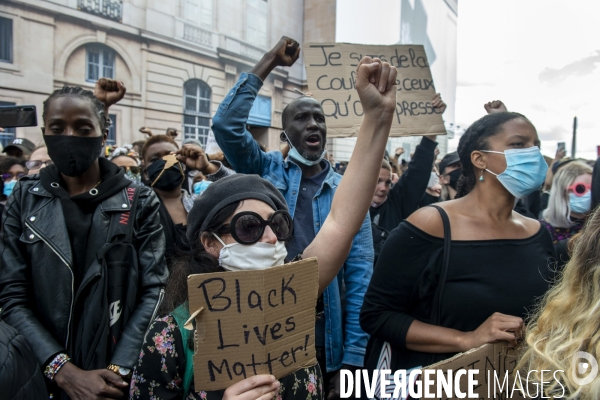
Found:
[212,37,372,395]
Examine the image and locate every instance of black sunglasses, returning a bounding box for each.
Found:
[217,210,294,244]
[121,166,141,175]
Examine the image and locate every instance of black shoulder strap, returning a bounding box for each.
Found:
[107,184,141,245]
[429,205,451,326]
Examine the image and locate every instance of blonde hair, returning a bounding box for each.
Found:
[542,161,592,228]
[381,159,392,172]
[517,206,600,398]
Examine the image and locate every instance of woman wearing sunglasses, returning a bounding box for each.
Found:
[108,144,142,182]
[541,160,593,266]
[130,57,397,400]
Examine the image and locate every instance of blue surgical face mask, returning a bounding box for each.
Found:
[481,146,548,199]
[193,180,211,195]
[569,191,591,214]
[283,132,326,167]
[3,179,17,197]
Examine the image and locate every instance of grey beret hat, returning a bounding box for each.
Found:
[439,151,461,175]
[186,174,288,244]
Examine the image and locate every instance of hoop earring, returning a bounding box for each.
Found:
[479,170,484,181]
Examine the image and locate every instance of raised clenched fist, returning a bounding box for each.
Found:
[94,78,126,109]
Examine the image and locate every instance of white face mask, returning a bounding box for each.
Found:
[212,233,288,271]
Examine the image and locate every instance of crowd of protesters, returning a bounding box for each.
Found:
[0,35,599,400]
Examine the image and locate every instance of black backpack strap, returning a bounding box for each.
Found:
[429,205,451,326]
[107,184,141,245]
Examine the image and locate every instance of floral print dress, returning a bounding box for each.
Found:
[540,219,584,244]
[130,315,324,400]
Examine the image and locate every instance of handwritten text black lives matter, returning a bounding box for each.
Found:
[304,43,446,137]
[188,260,318,391]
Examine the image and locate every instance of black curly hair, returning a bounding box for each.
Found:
[42,86,107,131]
[455,112,530,198]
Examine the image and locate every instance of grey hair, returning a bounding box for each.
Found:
[542,161,592,228]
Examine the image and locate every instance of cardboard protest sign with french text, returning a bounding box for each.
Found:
[187,258,319,391]
[423,342,527,399]
[303,43,446,138]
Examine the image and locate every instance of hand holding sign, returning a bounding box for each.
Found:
[222,375,280,400]
[460,312,523,352]
[355,57,398,118]
[304,43,446,137]
[432,93,447,114]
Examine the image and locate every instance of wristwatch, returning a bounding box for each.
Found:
[107,364,132,381]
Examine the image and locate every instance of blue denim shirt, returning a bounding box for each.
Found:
[212,72,374,370]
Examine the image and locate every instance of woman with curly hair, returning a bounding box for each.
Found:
[361,111,557,373]
[518,206,600,399]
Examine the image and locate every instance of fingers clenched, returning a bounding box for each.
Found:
[378,62,390,93]
[372,58,382,89]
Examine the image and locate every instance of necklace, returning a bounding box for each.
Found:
[89,179,102,196]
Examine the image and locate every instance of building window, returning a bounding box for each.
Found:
[185,0,213,29]
[106,114,117,145]
[78,0,122,22]
[0,17,13,63]
[246,0,268,48]
[183,80,211,145]
[86,44,115,82]
[0,101,16,148]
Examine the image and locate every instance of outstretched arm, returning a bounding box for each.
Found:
[212,37,300,174]
[387,93,445,216]
[303,57,397,294]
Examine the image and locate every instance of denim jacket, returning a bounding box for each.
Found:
[212,72,374,370]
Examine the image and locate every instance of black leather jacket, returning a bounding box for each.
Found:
[0,319,46,399]
[0,175,169,369]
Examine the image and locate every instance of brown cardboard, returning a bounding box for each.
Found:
[303,43,446,138]
[423,342,527,399]
[187,257,319,391]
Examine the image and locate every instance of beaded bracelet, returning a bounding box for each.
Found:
[44,353,71,380]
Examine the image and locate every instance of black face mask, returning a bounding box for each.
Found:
[448,168,462,190]
[147,159,185,191]
[44,135,104,177]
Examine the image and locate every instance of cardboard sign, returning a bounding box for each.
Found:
[187,258,319,391]
[303,43,446,138]
[205,130,222,155]
[423,342,527,400]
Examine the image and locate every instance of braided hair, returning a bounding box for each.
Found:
[42,86,107,131]
[455,112,530,198]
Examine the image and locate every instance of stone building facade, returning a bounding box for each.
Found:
[0,0,334,151]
